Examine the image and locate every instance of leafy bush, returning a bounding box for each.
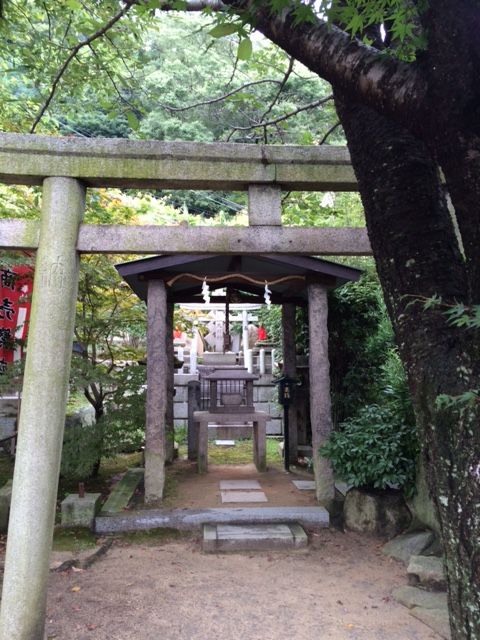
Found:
[61,412,103,481]
[328,270,395,426]
[320,404,418,494]
[101,364,146,457]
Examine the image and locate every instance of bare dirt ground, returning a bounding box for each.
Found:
[45,528,440,640]
[163,462,319,509]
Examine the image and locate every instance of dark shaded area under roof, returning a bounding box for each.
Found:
[116,254,362,306]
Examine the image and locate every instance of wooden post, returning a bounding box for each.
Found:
[165,302,175,463]
[144,279,167,503]
[0,177,85,640]
[282,303,298,464]
[308,283,335,505]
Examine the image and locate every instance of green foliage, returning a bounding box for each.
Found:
[0,0,145,132]
[418,297,480,410]
[283,192,365,227]
[436,391,479,410]
[101,364,146,456]
[328,270,394,425]
[444,304,480,330]
[61,417,103,481]
[324,0,428,56]
[0,185,41,219]
[322,316,418,495]
[232,0,427,61]
[320,402,418,493]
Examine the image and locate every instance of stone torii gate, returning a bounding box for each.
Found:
[0,133,371,639]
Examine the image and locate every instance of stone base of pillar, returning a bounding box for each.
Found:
[144,451,165,503]
[312,455,335,506]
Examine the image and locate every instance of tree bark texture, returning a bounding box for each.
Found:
[334,93,480,639]
[215,4,480,636]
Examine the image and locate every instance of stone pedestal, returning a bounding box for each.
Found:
[61,493,102,528]
[194,410,268,473]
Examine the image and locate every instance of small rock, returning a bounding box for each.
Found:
[393,585,448,610]
[383,531,434,565]
[407,555,446,590]
[409,606,451,639]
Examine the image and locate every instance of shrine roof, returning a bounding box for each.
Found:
[116,253,362,305]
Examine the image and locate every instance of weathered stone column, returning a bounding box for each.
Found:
[144,279,167,502]
[187,380,201,460]
[0,177,85,640]
[308,283,335,505]
[165,302,175,463]
[282,303,298,464]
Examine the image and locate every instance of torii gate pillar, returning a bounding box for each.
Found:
[308,282,335,505]
[0,177,85,640]
[144,279,168,502]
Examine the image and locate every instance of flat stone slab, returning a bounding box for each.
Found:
[410,607,451,640]
[407,555,446,590]
[101,468,144,516]
[292,480,316,491]
[393,585,448,610]
[95,506,329,534]
[221,491,268,503]
[383,531,435,565]
[203,523,308,552]
[219,480,262,490]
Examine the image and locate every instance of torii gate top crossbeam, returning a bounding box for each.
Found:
[0,133,356,191]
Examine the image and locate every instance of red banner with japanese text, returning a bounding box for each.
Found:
[0,264,33,375]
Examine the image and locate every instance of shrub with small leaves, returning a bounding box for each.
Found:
[320,404,418,495]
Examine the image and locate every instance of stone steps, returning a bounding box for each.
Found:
[203,522,308,553]
[383,532,450,640]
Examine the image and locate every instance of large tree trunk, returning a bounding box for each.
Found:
[335,93,480,639]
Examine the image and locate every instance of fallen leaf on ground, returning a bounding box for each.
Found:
[71,586,81,593]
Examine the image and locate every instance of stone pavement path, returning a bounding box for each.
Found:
[220,479,268,504]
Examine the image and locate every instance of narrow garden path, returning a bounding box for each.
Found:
[45,529,440,640]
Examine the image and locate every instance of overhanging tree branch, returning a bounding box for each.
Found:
[319,120,341,145]
[260,56,294,123]
[161,79,282,112]
[154,0,429,127]
[227,94,333,134]
[219,1,429,127]
[157,0,225,8]
[29,0,137,133]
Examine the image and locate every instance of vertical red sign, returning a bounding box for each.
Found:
[0,264,33,374]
